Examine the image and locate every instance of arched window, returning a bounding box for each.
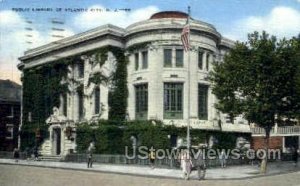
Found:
[94,87,100,114]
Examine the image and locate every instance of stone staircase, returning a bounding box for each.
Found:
[39,155,63,162]
[39,139,51,156]
[38,136,75,161]
[37,139,61,161]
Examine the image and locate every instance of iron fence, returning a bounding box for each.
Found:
[64,153,251,169]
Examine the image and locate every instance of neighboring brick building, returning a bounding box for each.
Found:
[251,124,300,153]
[0,79,21,151]
[251,136,283,150]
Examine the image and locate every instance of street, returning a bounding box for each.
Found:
[0,164,299,186]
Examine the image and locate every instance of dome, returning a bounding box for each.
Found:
[150,11,188,19]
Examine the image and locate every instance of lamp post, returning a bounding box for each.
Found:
[186,6,191,152]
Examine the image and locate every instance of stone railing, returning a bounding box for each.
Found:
[277,126,300,134]
[251,126,300,135]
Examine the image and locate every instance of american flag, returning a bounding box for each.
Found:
[181,23,190,52]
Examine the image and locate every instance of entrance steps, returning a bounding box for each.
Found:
[39,155,63,162]
[39,139,51,156]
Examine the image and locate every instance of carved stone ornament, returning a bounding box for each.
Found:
[46,107,68,124]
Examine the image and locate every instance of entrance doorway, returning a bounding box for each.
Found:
[285,136,299,149]
[53,128,61,155]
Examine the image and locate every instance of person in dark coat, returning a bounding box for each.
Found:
[24,147,30,160]
[194,148,206,180]
[87,142,95,168]
[13,148,20,162]
[33,147,39,161]
[293,147,298,167]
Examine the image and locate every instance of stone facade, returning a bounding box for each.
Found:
[18,11,251,156]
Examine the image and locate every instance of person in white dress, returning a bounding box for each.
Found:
[180,150,193,180]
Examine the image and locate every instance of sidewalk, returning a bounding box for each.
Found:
[0,158,299,180]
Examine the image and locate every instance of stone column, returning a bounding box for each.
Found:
[100,84,109,119]
[69,64,77,121]
[148,47,156,120]
[209,54,216,121]
[59,94,63,115]
[189,49,198,119]
[82,56,90,120]
[127,54,135,120]
[171,47,175,67]
[60,126,65,156]
[73,92,79,121]
[67,65,72,120]
[155,47,164,120]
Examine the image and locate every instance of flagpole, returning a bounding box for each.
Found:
[187,6,191,152]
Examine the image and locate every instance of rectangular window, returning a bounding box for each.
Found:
[164,49,172,67]
[78,62,84,78]
[6,124,13,140]
[135,53,139,70]
[135,84,148,120]
[206,53,210,71]
[198,51,203,69]
[175,49,183,67]
[6,106,14,118]
[142,51,148,69]
[198,84,208,120]
[225,115,231,123]
[164,83,183,119]
[94,87,100,114]
[78,89,84,120]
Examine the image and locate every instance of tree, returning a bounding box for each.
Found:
[209,31,300,173]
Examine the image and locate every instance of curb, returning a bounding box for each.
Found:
[0,161,299,181]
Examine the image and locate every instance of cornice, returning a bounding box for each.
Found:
[127,19,220,39]
[19,24,125,61]
[220,37,235,49]
[18,18,234,66]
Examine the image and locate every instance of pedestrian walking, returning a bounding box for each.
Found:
[13,148,20,162]
[24,147,30,160]
[87,142,95,168]
[293,147,298,167]
[219,149,226,168]
[149,150,155,169]
[195,148,206,180]
[33,147,39,161]
[180,150,193,180]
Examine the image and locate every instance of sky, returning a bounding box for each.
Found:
[0,0,300,84]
